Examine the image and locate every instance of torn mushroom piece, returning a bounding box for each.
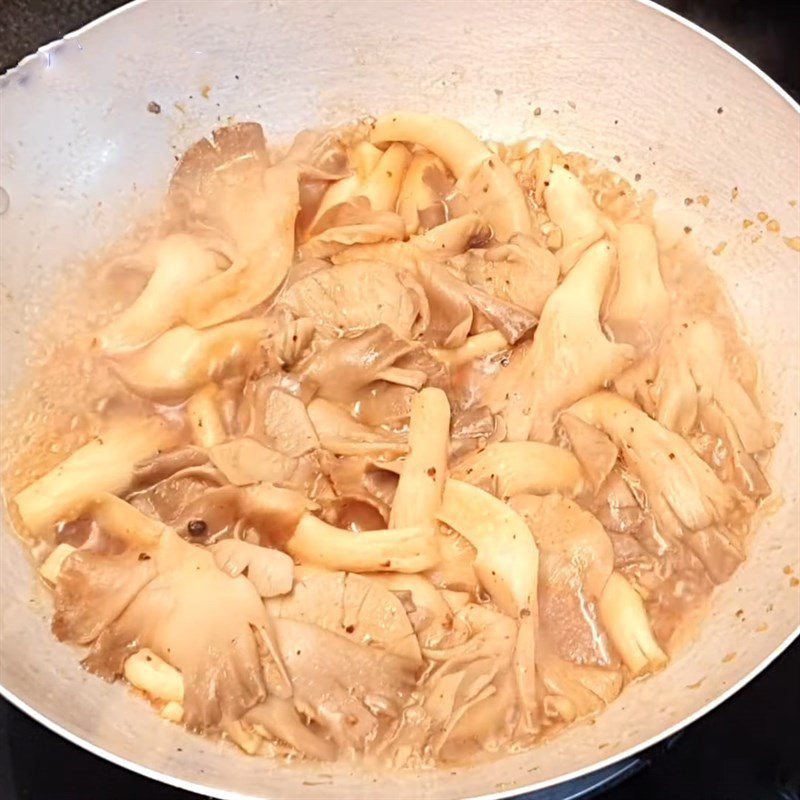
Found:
[538,653,623,726]
[308,397,408,459]
[511,493,665,677]
[111,320,267,403]
[273,617,416,754]
[309,140,412,230]
[293,325,418,402]
[370,112,531,240]
[330,213,491,273]
[392,603,522,761]
[604,223,670,350]
[559,413,619,493]
[416,261,537,347]
[280,261,428,340]
[568,391,745,583]
[211,538,294,598]
[258,388,319,458]
[390,387,450,528]
[259,306,316,367]
[317,453,399,529]
[369,572,471,650]
[543,164,606,272]
[169,123,300,328]
[268,570,422,664]
[301,198,407,259]
[286,513,439,574]
[127,448,232,535]
[245,695,336,761]
[437,479,539,726]
[457,233,559,316]
[396,150,452,234]
[452,442,584,499]
[51,497,289,731]
[503,240,635,442]
[97,234,221,353]
[207,438,319,496]
[12,416,181,538]
[651,317,776,456]
[510,494,614,665]
[285,128,351,241]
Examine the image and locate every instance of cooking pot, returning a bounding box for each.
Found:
[1,1,798,798]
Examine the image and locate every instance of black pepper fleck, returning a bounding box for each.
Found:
[187,519,208,537]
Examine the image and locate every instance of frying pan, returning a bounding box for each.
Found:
[1,1,798,798]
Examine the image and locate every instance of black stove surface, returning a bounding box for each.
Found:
[1,2,798,798]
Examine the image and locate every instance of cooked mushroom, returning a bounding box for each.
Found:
[52,498,289,730]
[437,480,539,721]
[97,235,220,353]
[544,164,606,271]
[286,513,439,573]
[605,223,670,349]
[503,240,635,441]
[452,442,584,499]
[396,151,451,234]
[112,320,267,403]
[280,262,428,339]
[370,112,531,240]
[269,570,422,664]
[169,123,300,328]
[13,417,180,537]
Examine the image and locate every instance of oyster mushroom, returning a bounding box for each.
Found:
[97,234,220,353]
[452,442,584,499]
[12,416,180,537]
[169,123,300,328]
[370,112,531,240]
[112,320,267,403]
[504,240,635,441]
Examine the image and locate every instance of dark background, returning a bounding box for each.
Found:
[1,2,798,799]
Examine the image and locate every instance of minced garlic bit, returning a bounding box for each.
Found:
[712,241,727,256]
[731,186,739,201]
[757,211,769,222]
[742,219,753,229]
[696,194,710,206]
[766,219,780,233]
[784,236,800,252]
